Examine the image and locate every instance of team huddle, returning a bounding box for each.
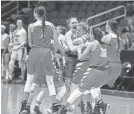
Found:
[3,5,124,114]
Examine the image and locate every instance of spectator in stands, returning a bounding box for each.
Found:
[1,25,10,81]
[128,17,134,50]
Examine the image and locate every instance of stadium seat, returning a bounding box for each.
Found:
[90,4,97,12]
[60,4,71,12]
[68,11,77,18]
[97,4,105,12]
[87,19,94,26]
[70,4,79,12]
[58,11,68,18]
[50,18,58,25]
[104,12,112,21]
[79,4,87,12]
[58,18,67,26]
[94,18,101,25]
[77,11,86,19]
[50,11,59,18]
[112,11,121,18]
[86,11,94,18]
[46,2,56,12]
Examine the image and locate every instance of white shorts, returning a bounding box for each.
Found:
[11,48,27,61]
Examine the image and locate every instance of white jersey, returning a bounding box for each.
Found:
[13,28,27,46]
[1,33,9,49]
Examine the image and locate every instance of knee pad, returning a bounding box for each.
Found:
[31,83,39,94]
[46,76,56,96]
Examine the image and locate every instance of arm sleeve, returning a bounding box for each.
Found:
[101,34,112,45]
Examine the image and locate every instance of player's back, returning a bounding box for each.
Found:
[89,41,108,68]
[106,33,121,62]
[30,21,54,48]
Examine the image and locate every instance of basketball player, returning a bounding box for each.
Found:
[1,25,10,80]
[64,17,79,111]
[71,22,92,114]
[89,19,124,114]
[56,25,68,80]
[8,19,27,83]
[57,28,109,114]
[19,6,64,114]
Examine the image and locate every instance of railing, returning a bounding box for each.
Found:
[86,5,126,29]
[1,1,19,19]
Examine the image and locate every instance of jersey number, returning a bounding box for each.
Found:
[100,48,107,58]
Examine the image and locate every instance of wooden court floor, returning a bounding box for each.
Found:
[1,84,134,114]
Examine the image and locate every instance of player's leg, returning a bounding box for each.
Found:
[19,73,34,114]
[19,49,35,114]
[8,51,17,81]
[57,68,108,114]
[18,48,27,82]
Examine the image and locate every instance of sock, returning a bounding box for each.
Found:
[67,88,83,104]
[90,88,100,100]
[69,83,78,109]
[24,74,34,93]
[56,85,66,102]
[27,92,37,106]
[46,76,56,96]
[36,88,46,105]
[23,92,30,101]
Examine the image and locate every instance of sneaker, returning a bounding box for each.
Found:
[92,105,101,114]
[67,106,75,114]
[57,105,67,114]
[33,105,42,114]
[19,101,26,114]
[99,102,111,114]
[78,101,86,114]
[87,102,93,114]
[47,103,61,114]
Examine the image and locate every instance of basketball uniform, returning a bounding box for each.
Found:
[1,33,9,54]
[65,30,78,80]
[27,21,64,87]
[102,33,122,87]
[78,41,108,91]
[71,34,90,84]
[11,28,27,61]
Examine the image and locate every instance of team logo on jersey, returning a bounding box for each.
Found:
[100,48,107,58]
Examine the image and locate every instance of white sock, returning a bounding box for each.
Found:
[46,76,56,96]
[56,85,66,101]
[90,88,101,100]
[24,74,34,93]
[70,83,78,94]
[67,88,83,104]
[36,88,47,102]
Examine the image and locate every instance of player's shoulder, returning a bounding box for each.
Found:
[45,21,56,31]
[65,30,71,36]
[58,34,65,40]
[28,22,35,28]
[21,28,27,33]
